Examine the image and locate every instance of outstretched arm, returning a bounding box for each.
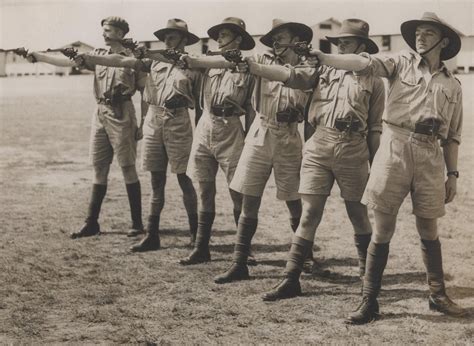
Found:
[183,55,234,69]
[245,57,291,82]
[29,52,76,67]
[79,53,139,69]
[308,51,369,72]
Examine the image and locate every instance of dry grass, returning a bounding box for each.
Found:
[0,75,473,344]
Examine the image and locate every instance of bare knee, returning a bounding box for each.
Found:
[345,201,372,235]
[121,165,138,184]
[242,195,261,219]
[93,164,110,185]
[372,210,397,244]
[416,216,438,240]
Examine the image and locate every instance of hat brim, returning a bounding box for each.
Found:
[325,34,379,54]
[400,19,461,60]
[207,23,255,50]
[153,28,200,46]
[260,22,313,48]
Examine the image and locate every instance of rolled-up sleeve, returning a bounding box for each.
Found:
[361,52,398,79]
[367,77,385,133]
[285,66,319,90]
[443,87,463,145]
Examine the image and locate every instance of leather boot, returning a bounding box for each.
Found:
[71,184,106,239]
[179,212,214,265]
[346,242,389,324]
[214,217,257,284]
[130,215,160,252]
[262,236,312,301]
[421,238,467,317]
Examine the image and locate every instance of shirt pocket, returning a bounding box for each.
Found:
[434,85,457,119]
[396,70,419,104]
[347,78,371,112]
[150,65,168,88]
[314,72,339,101]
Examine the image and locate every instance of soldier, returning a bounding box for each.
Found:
[78,19,202,251]
[308,12,466,323]
[178,17,257,265]
[214,19,313,284]
[254,19,384,301]
[28,17,144,239]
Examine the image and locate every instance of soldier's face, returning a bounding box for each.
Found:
[415,24,445,55]
[102,24,124,45]
[337,37,363,54]
[272,28,295,55]
[217,28,240,50]
[164,31,185,49]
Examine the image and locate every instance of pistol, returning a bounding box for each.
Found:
[44,47,78,60]
[0,47,30,59]
[206,49,244,64]
[273,41,319,65]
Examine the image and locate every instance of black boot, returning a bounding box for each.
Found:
[346,242,389,325]
[214,217,257,284]
[126,181,145,237]
[354,233,372,291]
[188,213,198,247]
[71,184,106,239]
[180,212,214,265]
[422,238,467,317]
[262,236,312,301]
[130,215,160,252]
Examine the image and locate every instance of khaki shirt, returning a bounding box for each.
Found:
[253,53,311,122]
[365,50,462,144]
[136,59,201,108]
[286,64,385,134]
[88,48,142,102]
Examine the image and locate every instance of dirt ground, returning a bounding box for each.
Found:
[0,74,473,344]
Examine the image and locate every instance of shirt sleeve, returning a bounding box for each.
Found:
[362,52,399,79]
[81,48,105,71]
[285,66,319,90]
[367,77,385,133]
[443,85,463,145]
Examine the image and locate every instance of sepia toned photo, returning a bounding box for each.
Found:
[0,0,473,343]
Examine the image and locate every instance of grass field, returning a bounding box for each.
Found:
[0,74,473,344]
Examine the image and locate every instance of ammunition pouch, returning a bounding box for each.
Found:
[211,104,236,117]
[276,108,301,123]
[164,94,188,109]
[414,118,441,136]
[334,114,361,132]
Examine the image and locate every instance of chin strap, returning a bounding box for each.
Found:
[219,34,239,50]
[419,37,445,56]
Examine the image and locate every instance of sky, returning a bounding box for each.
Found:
[1,0,473,50]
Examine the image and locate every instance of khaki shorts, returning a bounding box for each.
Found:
[230,116,302,201]
[141,105,193,174]
[362,124,446,218]
[89,101,137,168]
[299,127,369,201]
[187,111,244,184]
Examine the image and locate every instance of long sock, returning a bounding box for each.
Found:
[354,234,372,277]
[126,181,143,229]
[285,236,313,280]
[362,242,390,299]
[290,217,300,232]
[86,184,107,222]
[421,238,445,296]
[233,209,241,227]
[146,215,160,235]
[232,217,258,264]
[194,212,215,251]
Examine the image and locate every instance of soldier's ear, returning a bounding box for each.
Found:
[441,37,449,49]
[291,35,300,43]
[236,35,243,46]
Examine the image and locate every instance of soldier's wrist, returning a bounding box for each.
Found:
[447,171,459,178]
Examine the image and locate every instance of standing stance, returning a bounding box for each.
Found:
[214,19,313,284]
[310,12,466,323]
[260,19,385,301]
[79,19,201,251]
[179,17,256,265]
[29,17,144,238]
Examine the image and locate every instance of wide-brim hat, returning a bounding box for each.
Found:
[260,19,313,48]
[101,16,129,35]
[207,17,255,50]
[153,18,200,46]
[326,18,378,54]
[400,12,461,60]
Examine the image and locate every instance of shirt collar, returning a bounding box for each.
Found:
[415,53,450,77]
